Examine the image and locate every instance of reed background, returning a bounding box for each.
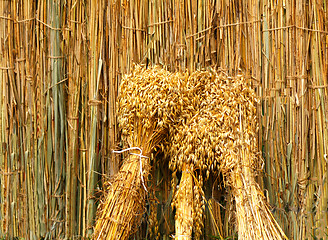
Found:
[0,0,327,239]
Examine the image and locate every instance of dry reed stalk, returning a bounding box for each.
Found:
[106,1,120,177]
[0,0,10,236]
[65,0,87,237]
[86,0,105,236]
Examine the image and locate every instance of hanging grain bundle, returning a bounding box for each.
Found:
[167,70,287,239]
[93,66,187,240]
[167,71,215,239]
[219,75,288,240]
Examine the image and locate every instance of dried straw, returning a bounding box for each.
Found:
[172,163,194,240]
[94,66,186,239]
[167,69,287,239]
[94,153,151,239]
[2,1,327,239]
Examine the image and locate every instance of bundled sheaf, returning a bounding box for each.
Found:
[94,66,287,240]
[168,70,258,175]
[167,70,287,239]
[93,66,187,239]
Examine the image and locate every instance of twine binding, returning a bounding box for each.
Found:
[113,147,149,192]
[170,234,192,239]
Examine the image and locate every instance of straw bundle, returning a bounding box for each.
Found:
[93,66,186,239]
[167,70,287,239]
[168,71,215,239]
[171,163,198,240]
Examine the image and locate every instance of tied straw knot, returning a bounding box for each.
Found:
[113,147,149,192]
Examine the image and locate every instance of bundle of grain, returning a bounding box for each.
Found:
[168,71,215,239]
[167,70,287,239]
[94,66,187,239]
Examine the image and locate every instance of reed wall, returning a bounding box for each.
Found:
[0,0,327,238]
